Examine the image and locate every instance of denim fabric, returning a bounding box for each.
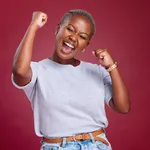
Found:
[40,133,112,150]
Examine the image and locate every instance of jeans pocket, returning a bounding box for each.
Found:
[95,133,112,150]
[40,143,61,150]
[96,141,111,150]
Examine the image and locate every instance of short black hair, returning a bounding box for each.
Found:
[59,9,96,38]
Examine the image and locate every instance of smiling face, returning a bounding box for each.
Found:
[54,14,93,60]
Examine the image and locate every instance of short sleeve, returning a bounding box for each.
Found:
[101,66,113,105]
[11,62,38,101]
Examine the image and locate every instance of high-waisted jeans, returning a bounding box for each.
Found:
[40,132,112,150]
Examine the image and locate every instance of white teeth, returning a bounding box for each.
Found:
[64,42,74,49]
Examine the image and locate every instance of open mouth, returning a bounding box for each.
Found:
[60,41,75,54]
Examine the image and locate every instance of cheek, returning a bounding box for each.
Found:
[58,28,68,37]
[56,29,64,40]
[78,40,88,48]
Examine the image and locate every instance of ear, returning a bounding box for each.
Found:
[81,48,86,52]
[55,24,60,35]
[81,42,90,52]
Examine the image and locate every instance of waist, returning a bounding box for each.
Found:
[42,129,109,146]
[40,124,107,137]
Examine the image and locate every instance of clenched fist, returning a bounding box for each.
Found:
[30,11,48,29]
[92,49,114,69]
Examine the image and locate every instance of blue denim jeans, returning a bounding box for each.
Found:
[40,132,112,150]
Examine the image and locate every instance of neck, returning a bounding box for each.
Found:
[50,51,80,66]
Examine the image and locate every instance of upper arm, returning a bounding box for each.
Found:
[109,99,126,113]
[11,62,38,90]
[11,61,39,102]
[13,66,32,86]
[109,99,117,111]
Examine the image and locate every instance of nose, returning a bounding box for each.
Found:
[69,34,78,43]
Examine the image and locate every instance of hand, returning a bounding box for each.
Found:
[92,49,114,68]
[30,11,48,29]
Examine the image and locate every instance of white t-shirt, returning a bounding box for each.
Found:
[11,59,112,137]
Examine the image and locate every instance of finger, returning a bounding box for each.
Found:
[92,49,105,57]
[96,50,104,58]
[96,48,107,55]
[96,49,103,55]
[95,50,104,57]
[41,16,48,26]
[99,54,104,59]
[42,17,47,23]
[92,50,96,56]
[42,14,48,19]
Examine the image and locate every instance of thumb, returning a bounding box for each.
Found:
[92,50,96,56]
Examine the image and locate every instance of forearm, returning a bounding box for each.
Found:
[13,23,38,75]
[109,67,130,113]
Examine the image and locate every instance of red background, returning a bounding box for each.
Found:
[1,0,150,149]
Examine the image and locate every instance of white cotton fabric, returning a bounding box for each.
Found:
[11,59,112,137]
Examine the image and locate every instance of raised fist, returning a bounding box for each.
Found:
[31,11,48,29]
[92,49,114,68]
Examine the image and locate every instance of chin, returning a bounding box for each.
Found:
[57,50,74,60]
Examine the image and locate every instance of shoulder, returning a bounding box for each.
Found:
[32,58,54,69]
[81,60,103,71]
[81,60,108,77]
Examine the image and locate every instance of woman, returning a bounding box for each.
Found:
[12,9,130,150]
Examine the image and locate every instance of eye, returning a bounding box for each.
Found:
[80,35,86,40]
[67,27,74,32]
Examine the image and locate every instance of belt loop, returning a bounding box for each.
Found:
[89,132,95,143]
[73,135,83,150]
[61,137,66,148]
[40,138,43,144]
[103,128,106,134]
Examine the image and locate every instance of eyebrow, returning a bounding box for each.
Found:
[67,24,89,36]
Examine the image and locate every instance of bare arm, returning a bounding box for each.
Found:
[12,11,48,86]
[109,68,130,114]
[93,49,130,114]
